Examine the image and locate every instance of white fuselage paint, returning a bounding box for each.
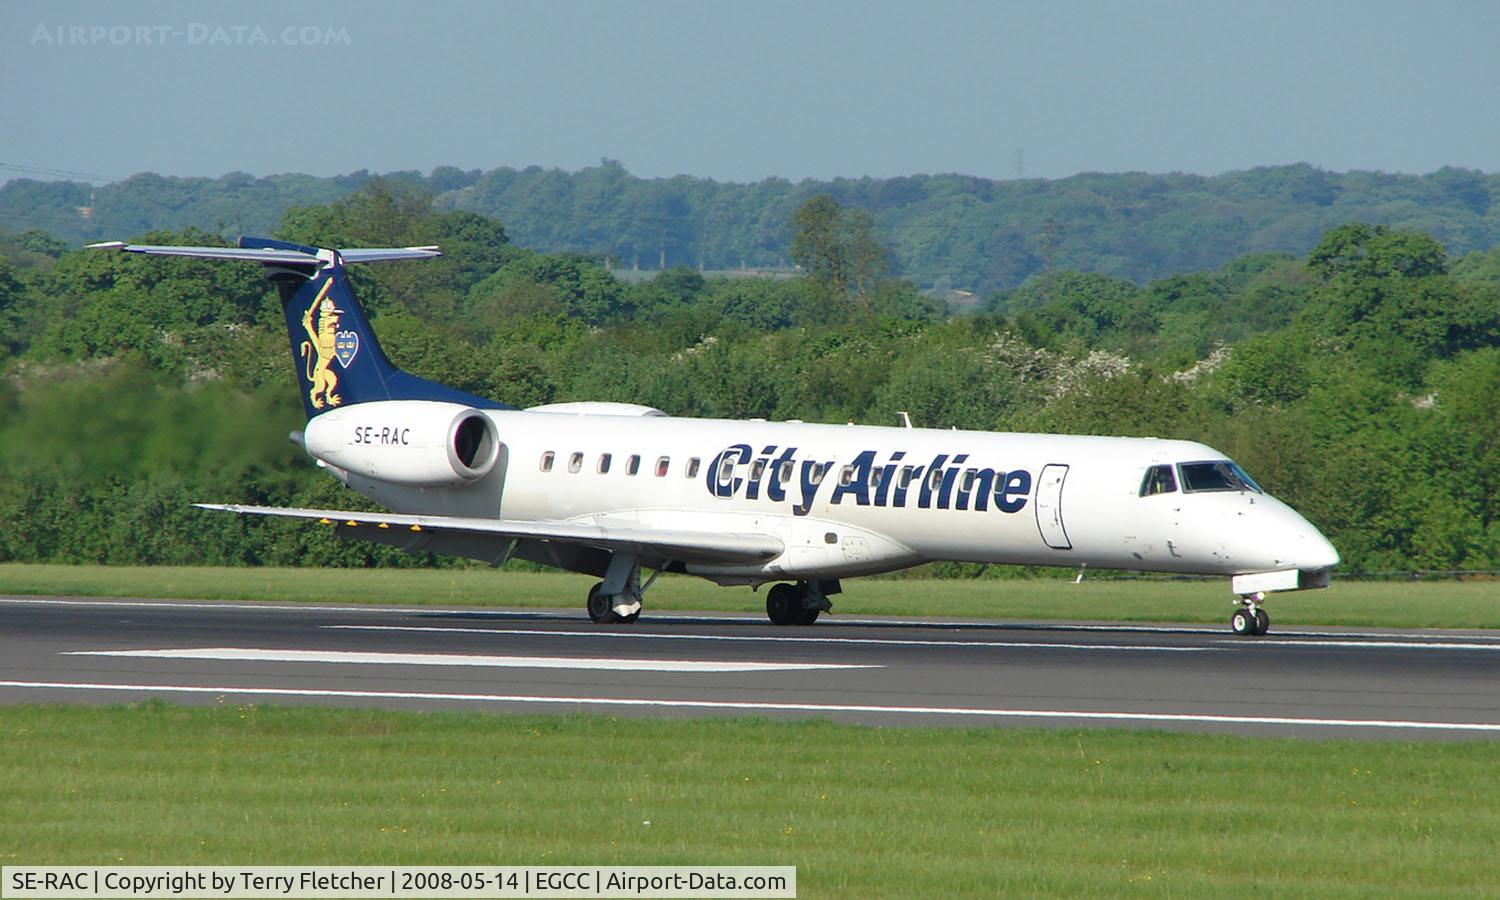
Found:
[330,407,1338,586]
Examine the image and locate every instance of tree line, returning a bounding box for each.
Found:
[2,161,1496,296]
[1,182,1499,574]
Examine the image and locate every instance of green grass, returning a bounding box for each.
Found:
[2,563,1499,629]
[1,704,1496,897]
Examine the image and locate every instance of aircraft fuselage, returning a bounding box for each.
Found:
[322,403,1338,587]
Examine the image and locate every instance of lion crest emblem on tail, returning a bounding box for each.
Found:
[299,279,343,409]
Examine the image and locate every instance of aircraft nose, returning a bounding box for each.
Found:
[1297,526,1340,572]
[1253,503,1340,572]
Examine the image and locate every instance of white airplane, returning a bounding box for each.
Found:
[90,237,1339,635]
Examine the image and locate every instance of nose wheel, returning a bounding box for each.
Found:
[1231,594,1270,636]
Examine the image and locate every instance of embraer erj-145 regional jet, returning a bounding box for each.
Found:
[91,237,1339,635]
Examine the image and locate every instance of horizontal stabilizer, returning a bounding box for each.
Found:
[87,242,321,265]
[88,241,442,265]
[339,246,441,263]
[196,504,784,565]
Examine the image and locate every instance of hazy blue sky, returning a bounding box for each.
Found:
[2,0,1497,185]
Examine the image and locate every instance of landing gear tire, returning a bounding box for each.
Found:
[795,605,820,626]
[766,583,800,626]
[1231,603,1270,636]
[587,582,615,623]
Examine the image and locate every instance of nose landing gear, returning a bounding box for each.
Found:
[1232,593,1270,636]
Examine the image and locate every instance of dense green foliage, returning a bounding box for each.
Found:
[1,183,1498,574]
[4,162,1498,295]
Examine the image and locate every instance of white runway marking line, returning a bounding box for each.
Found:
[0,597,468,616]
[8,597,1500,643]
[845,621,1500,643]
[329,624,1500,653]
[324,624,1216,652]
[63,647,878,674]
[3,680,1500,733]
[1214,639,1500,651]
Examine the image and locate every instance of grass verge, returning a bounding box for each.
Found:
[1,703,1496,897]
[1,563,1499,629]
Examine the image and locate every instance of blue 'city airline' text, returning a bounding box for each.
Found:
[706,444,1032,517]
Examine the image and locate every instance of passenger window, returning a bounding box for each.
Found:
[719,456,735,482]
[686,457,700,478]
[810,463,828,486]
[568,452,583,474]
[899,467,914,488]
[751,459,766,481]
[779,461,794,484]
[961,468,976,492]
[656,456,670,477]
[627,454,640,476]
[540,451,555,473]
[927,468,942,491]
[839,465,854,487]
[871,467,885,490]
[1139,464,1177,496]
[597,453,612,475]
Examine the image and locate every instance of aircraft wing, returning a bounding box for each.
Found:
[195,504,783,565]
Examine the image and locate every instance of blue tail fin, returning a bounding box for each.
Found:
[240,237,509,419]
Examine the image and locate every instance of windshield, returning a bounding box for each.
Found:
[1178,460,1263,494]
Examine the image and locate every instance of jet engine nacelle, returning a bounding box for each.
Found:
[302,401,500,487]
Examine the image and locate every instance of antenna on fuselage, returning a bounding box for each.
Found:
[898,412,913,429]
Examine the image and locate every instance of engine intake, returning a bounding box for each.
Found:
[302,401,500,487]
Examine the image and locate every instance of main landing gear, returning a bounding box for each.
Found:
[586,552,660,624]
[587,581,639,623]
[1231,592,1271,636]
[765,580,834,626]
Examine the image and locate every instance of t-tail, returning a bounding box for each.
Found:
[90,236,510,418]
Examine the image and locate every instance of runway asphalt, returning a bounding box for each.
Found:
[3,595,1500,740]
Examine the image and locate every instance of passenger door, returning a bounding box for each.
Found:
[1034,463,1072,550]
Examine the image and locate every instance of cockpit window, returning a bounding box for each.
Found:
[1139,464,1177,496]
[1229,462,1263,493]
[1178,460,1263,494]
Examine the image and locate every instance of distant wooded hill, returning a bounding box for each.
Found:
[3,161,1495,295]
